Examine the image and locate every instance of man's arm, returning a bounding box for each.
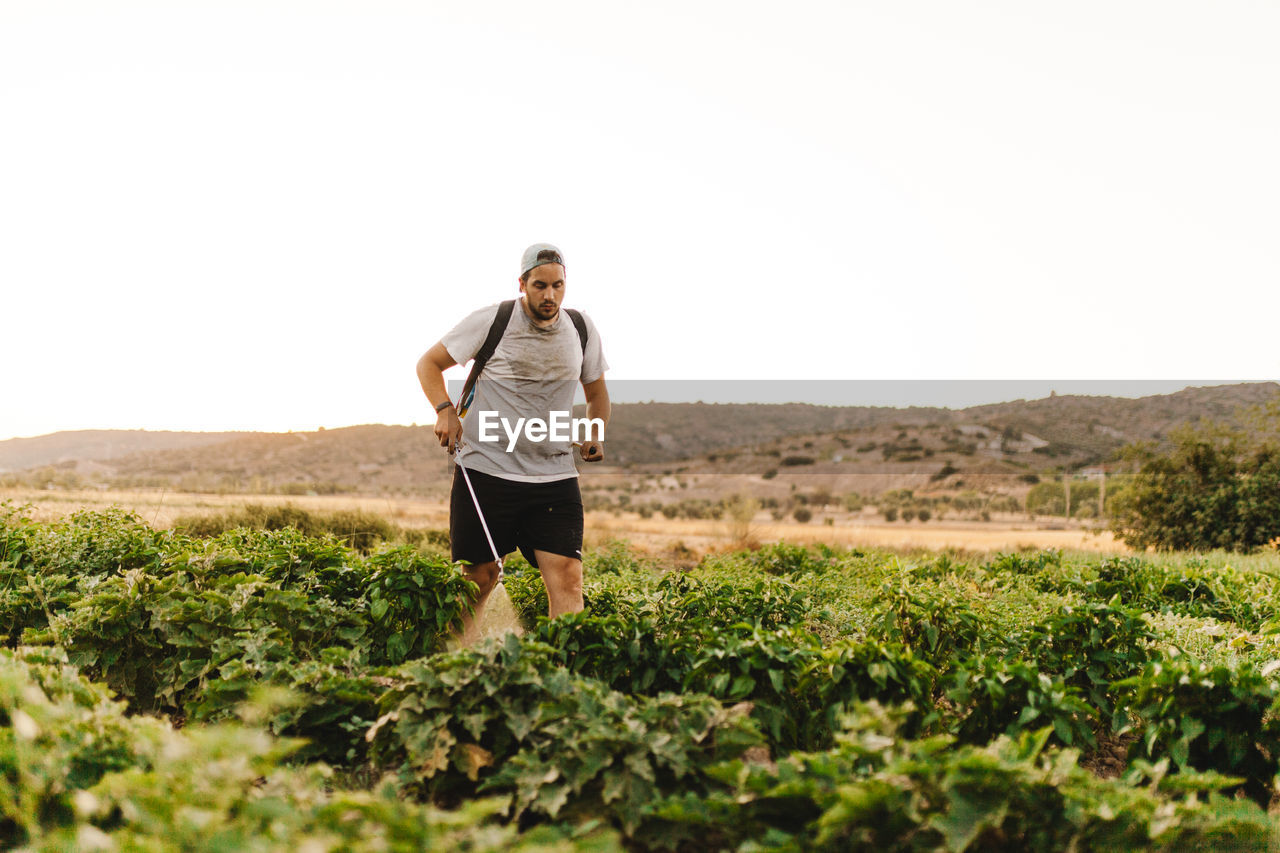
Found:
[417,343,463,452]
[580,376,610,462]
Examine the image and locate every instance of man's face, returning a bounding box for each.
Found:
[520,263,566,322]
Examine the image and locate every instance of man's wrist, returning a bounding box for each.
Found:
[434,400,454,413]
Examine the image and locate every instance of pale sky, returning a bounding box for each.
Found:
[2,1,1277,441]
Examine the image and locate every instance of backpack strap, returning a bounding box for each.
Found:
[565,308,588,355]
[456,302,589,417]
[456,300,515,418]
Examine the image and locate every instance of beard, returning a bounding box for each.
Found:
[529,298,559,320]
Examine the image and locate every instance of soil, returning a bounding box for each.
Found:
[1080,730,1136,779]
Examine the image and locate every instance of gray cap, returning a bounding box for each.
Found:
[520,243,566,276]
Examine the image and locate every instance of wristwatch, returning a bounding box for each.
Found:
[434,400,454,413]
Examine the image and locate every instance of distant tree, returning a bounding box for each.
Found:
[792,507,813,523]
[930,462,959,482]
[1111,404,1280,552]
[917,507,932,523]
[1026,482,1066,516]
[721,493,761,546]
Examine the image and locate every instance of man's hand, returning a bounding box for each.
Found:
[434,406,463,454]
[581,376,609,464]
[418,342,461,454]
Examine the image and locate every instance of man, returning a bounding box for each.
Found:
[416,243,610,645]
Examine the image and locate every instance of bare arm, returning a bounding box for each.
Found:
[580,376,610,462]
[417,342,462,452]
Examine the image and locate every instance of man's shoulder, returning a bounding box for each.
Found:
[467,301,509,321]
[454,301,519,332]
[563,307,601,333]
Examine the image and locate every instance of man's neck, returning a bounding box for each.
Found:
[520,295,559,329]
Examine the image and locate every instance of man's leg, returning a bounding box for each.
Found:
[533,550,583,617]
[450,467,515,647]
[453,560,500,647]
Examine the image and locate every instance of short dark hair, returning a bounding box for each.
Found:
[519,249,565,285]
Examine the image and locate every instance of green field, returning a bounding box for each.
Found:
[3,503,1280,850]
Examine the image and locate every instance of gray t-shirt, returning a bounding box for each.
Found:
[441,301,608,482]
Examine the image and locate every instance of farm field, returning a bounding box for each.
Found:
[4,501,1280,850]
[0,487,1125,556]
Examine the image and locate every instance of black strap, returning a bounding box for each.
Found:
[457,299,515,416]
[565,308,588,355]
[456,301,590,416]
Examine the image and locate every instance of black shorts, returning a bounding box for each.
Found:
[450,467,584,568]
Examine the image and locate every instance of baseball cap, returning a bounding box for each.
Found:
[520,243,566,276]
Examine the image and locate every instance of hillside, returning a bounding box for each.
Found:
[2,382,1276,499]
[0,429,259,473]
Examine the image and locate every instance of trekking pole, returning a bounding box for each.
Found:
[453,441,504,581]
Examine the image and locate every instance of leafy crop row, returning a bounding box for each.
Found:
[6,504,1280,850]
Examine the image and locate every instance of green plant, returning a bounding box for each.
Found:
[797,640,939,745]
[650,703,1277,852]
[175,503,402,553]
[984,549,1062,576]
[1021,598,1158,720]
[1110,407,1280,552]
[945,655,1097,748]
[868,581,991,665]
[746,543,835,576]
[363,546,477,664]
[369,634,762,835]
[1117,651,1280,806]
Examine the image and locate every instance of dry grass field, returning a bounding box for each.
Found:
[1,486,1127,557]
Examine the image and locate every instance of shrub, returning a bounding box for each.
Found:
[1110,408,1280,552]
[867,581,993,665]
[984,549,1061,576]
[945,655,1096,748]
[1021,598,1158,720]
[174,504,400,553]
[362,546,477,664]
[930,462,959,482]
[1118,652,1280,806]
[745,543,833,576]
[649,704,1277,852]
[369,635,763,835]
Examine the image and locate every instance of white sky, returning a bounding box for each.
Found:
[2,1,1278,441]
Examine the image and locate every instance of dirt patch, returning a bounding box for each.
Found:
[1080,730,1136,779]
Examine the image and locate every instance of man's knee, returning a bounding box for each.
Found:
[537,552,583,595]
[559,567,583,597]
[464,561,500,595]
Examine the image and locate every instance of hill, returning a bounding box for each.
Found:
[2,382,1276,500]
[0,429,259,473]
